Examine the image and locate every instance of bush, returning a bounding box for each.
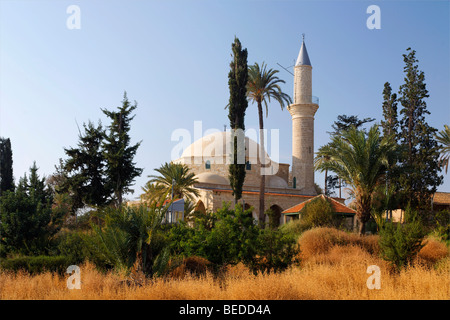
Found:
[433,210,449,242]
[55,230,91,265]
[379,220,426,272]
[169,203,300,275]
[417,237,449,267]
[0,255,71,274]
[298,227,380,260]
[300,196,334,228]
[280,219,312,238]
[247,228,300,275]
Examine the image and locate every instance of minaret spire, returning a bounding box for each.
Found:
[287,36,319,195]
[295,35,311,67]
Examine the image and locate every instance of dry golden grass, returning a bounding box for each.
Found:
[1,227,449,300]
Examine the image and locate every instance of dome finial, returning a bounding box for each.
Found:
[302,33,305,42]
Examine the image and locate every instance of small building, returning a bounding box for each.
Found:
[282,194,357,230]
[432,192,450,212]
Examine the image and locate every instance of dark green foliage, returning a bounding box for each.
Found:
[54,230,91,266]
[59,92,143,210]
[327,114,375,136]
[102,92,143,207]
[227,37,248,202]
[246,62,292,226]
[315,126,398,235]
[318,114,374,198]
[227,37,248,131]
[279,219,311,237]
[87,204,171,276]
[379,210,426,271]
[0,255,71,274]
[432,210,449,242]
[246,228,300,275]
[300,196,334,228]
[170,203,259,271]
[61,121,110,211]
[397,48,443,209]
[228,133,247,203]
[380,82,399,139]
[143,162,199,203]
[0,137,14,195]
[169,203,299,275]
[0,163,63,256]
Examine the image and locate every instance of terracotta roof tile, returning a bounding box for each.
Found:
[434,192,450,205]
[283,194,356,215]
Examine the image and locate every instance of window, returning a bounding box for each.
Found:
[205,160,211,170]
[246,160,251,170]
[293,177,297,189]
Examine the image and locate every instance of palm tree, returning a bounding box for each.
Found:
[142,162,199,204]
[246,62,292,227]
[315,125,397,235]
[435,124,450,174]
[314,144,332,195]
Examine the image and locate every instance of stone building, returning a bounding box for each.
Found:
[172,38,350,226]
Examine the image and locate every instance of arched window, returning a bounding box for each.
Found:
[205,160,211,170]
[293,177,296,189]
[245,160,251,170]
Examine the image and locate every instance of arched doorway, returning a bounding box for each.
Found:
[195,200,206,214]
[269,205,283,228]
[242,203,257,223]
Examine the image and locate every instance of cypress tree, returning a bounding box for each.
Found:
[227,37,248,203]
[0,137,14,195]
[380,82,399,139]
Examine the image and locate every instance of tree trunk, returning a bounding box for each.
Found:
[358,219,366,236]
[257,102,266,228]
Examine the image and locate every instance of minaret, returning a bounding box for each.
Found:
[288,36,318,195]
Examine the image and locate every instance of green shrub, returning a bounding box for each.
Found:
[379,219,426,272]
[247,228,300,275]
[280,219,312,237]
[170,202,300,275]
[0,255,71,274]
[55,230,91,265]
[433,210,449,242]
[300,196,334,228]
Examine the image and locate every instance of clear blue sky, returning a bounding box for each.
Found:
[1,0,449,201]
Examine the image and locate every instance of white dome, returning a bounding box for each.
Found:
[179,131,270,164]
[195,172,229,185]
[266,175,288,188]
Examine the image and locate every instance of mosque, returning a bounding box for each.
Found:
[173,39,356,227]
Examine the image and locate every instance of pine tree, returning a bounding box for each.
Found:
[227,37,248,203]
[328,114,375,136]
[0,162,60,255]
[397,48,443,208]
[102,92,143,207]
[62,121,109,211]
[0,137,14,195]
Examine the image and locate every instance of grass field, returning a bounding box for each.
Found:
[1,227,449,300]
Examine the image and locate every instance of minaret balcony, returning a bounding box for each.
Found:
[292,95,319,105]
